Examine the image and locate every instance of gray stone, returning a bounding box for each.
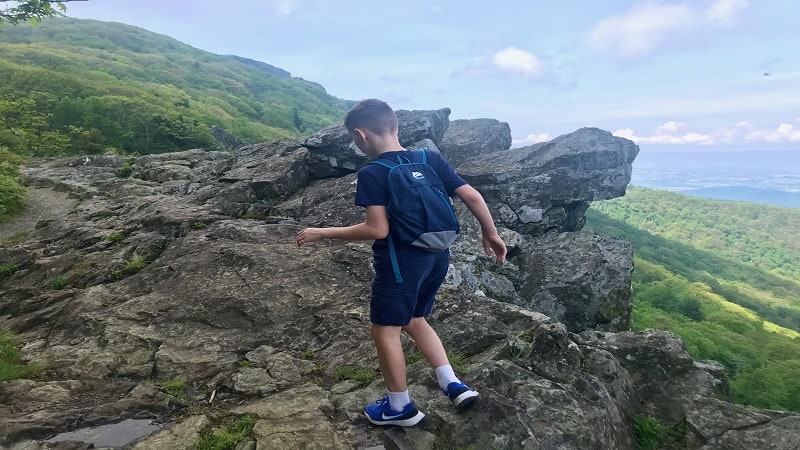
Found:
[439,118,512,166]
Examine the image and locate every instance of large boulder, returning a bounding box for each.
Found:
[302,108,451,176]
[458,127,639,234]
[439,118,512,166]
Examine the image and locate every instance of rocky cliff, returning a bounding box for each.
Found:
[1,111,797,449]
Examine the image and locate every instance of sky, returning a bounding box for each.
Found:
[58,0,800,152]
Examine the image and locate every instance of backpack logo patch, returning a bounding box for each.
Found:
[411,171,425,179]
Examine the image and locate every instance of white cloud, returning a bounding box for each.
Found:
[707,0,749,23]
[584,2,695,57]
[491,47,545,76]
[458,46,546,79]
[657,121,686,132]
[512,133,552,148]
[585,0,751,57]
[615,119,800,145]
[615,127,713,145]
[746,123,800,143]
[270,0,299,16]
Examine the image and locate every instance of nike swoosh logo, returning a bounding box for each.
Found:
[381,412,404,420]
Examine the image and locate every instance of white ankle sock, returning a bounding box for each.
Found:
[435,364,461,391]
[388,390,410,411]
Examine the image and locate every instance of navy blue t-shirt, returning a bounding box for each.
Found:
[355,149,467,259]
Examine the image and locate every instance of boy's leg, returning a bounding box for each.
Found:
[370,323,407,392]
[364,322,425,426]
[403,316,479,410]
[402,317,448,368]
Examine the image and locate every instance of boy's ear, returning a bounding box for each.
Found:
[351,128,368,141]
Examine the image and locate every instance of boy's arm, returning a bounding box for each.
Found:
[454,184,507,264]
[296,205,389,246]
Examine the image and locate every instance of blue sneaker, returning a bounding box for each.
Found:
[364,397,425,426]
[444,382,479,410]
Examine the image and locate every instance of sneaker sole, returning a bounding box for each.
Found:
[365,410,425,427]
[453,391,479,410]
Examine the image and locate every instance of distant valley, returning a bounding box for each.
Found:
[631,150,800,209]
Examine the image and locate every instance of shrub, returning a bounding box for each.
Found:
[196,414,258,450]
[50,276,67,290]
[0,174,26,221]
[162,377,187,399]
[335,364,378,382]
[0,331,41,381]
[112,254,149,280]
[632,415,666,450]
[0,263,21,277]
[103,232,124,242]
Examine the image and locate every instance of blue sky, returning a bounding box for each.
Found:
[61,0,799,152]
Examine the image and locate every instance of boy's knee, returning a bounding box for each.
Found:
[402,317,427,333]
[370,323,401,340]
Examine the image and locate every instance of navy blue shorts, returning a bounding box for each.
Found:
[370,250,450,326]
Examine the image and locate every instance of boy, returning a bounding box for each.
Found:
[296,99,506,426]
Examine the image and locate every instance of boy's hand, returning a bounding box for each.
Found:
[296,228,325,247]
[482,233,507,264]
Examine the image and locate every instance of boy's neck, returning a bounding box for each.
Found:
[370,135,405,156]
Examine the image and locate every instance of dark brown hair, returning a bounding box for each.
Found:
[343,98,398,135]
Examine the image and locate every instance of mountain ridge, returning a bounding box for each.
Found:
[0,17,348,152]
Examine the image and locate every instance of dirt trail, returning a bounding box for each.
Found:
[0,188,78,244]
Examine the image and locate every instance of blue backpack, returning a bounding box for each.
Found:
[368,149,460,283]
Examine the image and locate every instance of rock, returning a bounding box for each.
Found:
[302,108,451,176]
[439,118,512,166]
[132,415,211,450]
[457,127,639,234]
[2,116,796,450]
[515,231,634,332]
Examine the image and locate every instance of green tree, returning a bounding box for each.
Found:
[0,147,25,220]
[0,1,67,26]
[0,94,69,156]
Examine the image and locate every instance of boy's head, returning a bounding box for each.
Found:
[344,98,398,137]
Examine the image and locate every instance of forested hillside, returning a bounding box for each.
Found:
[0,17,349,220]
[0,17,348,155]
[586,187,800,411]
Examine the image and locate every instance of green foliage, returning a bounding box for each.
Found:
[631,415,666,450]
[50,275,66,290]
[0,18,347,156]
[631,415,688,450]
[0,150,26,220]
[0,262,20,277]
[112,254,148,279]
[585,187,800,412]
[0,0,65,26]
[190,221,207,230]
[502,339,528,362]
[592,186,800,281]
[335,364,378,382]
[196,414,257,450]
[0,330,41,381]
[162,377,187,399]
[102,231,124,242]
[449,352,469,373]
[116,161,133,178]
[405,351,425,365]
[587,188,800,331]
[123,254,148,271]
